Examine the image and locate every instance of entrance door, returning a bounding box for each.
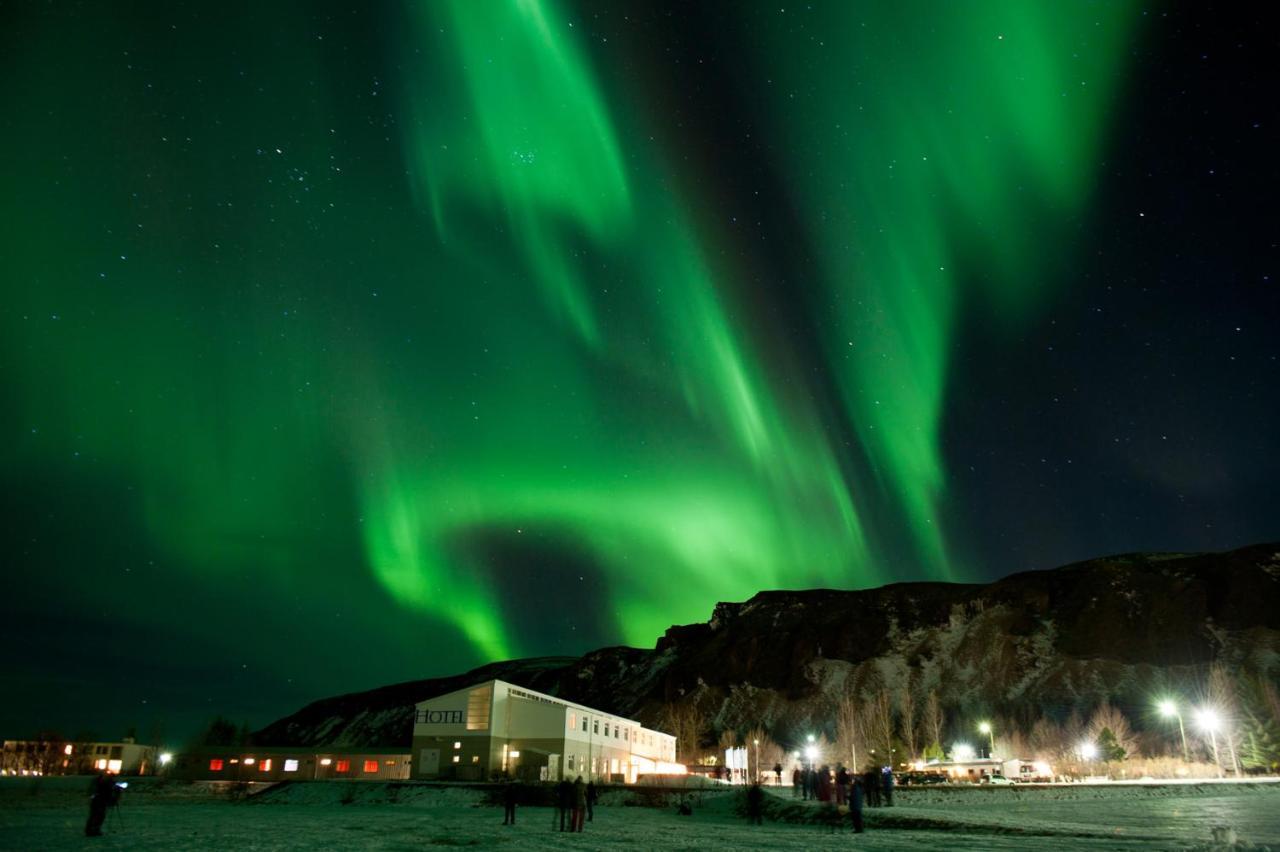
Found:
[418,748,440,777]
[548,754,560,781]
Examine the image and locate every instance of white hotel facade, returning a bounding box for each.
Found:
[411,679,677,783]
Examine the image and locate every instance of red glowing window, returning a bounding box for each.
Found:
[209,759,224,771]
[335,760,350,773]
[363,760,379,773]
[260,759,272,772]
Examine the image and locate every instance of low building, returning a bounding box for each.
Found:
[411,679,678,783]
[173,747,410,781]
[923,756,1053,782]
[1,738,156,776]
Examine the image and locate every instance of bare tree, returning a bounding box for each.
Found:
[1208,663,1243,775]
[923,690,945,758]
[864,689,895,768]
[835,694,867,770]
[898,685,918,761]
[1087,702,1139,761]
[663,701,706,766]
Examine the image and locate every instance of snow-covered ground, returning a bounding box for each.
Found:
[2,777,1277,850]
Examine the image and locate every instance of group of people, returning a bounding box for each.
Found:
[552,776,597,832]
[782,763,896,832]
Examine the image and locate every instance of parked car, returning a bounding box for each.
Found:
[980,774,1014,785]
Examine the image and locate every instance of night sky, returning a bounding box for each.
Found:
[3,1,1276,742]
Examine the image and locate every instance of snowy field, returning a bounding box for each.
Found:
[2,777,1278,851]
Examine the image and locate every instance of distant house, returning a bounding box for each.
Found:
[173,747,410,781]
[922,756,1053,782]
[1,738,156,776]
[412,679,679,782]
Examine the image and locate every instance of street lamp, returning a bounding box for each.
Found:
[978,722,995,758]
[953,743,975,762]
[1194,707,1223,778]
[753,739,759,784]
[1157,699,1190,762]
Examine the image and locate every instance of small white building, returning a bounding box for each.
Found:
[411,679,678,783]
[1,738,155,776]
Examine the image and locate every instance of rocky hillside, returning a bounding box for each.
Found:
[254,543,1280,748]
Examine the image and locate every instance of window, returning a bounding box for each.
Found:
[96,746,108,755]
[582,718,588,732]
[508,751,520,759]
[614,728,619,739]
[451,755,460,764]
[567,756,575,771]
[624,729,629,741]
[604,723,609,737]
[466,685,492,731]
[593,720,599,735]
[107,760,123,773]
[244,758,256,766]
[569,712,576,730]
[363,760,379,773]
[336,760,350,773]
[284,760,299,772]
[260,759,272,772]
[385,760,396,766]
[453,741,461,750]
[95,759,107,771]
[471,756,479,764]
[320,758,332,766]
[209,759,224,772]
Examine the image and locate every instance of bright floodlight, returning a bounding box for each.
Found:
[1078,741,1098,760]
[804,746,818,761]
[1157,700,1178,718]
[1194,708,1221,732]
[978,722,992,735]
[159,752,173,765]
[953,743,975,761]
[807,734,815,743]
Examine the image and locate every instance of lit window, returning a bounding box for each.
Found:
[451,756,460,764]
[209,759,223,772]
[336,760,350,773]
[63,745,73,756]
[284,760,299,772]
[471,756,479,764]
[569,712,576,729]
[363,760,378,773]
[320,758,332,766]
[95,759,107,771]
[466,686,492,731]
[508,750,520,758]
[385,760,396,766]
[453,741,461,750]
[107,760,123,773]
[244,757,256,766]
[260,759,272,772]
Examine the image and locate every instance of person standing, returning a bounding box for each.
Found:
[84,772,115,837]
[572,776,587,832]
[773,762,783,786]
[835,764,849,806]
[502,779,519,826]
[849,775,865,833]
[864,768,880,808]
[586,779,597,822]
[556,778,572,831]
[745,781,764,826]
[882,767,895,807]
[791,766,802,798]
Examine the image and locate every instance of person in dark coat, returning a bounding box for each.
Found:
[502,779,519,825]
[586,780,597,822]
[791,766,802,798]
[881,767,895,807]
[849,776,865,833]
[556,778,572,831]
[835,764,849,806]
[773,762,783,786]
[571,776,587,832]
[745,781,764,825]
[84,772,116,837]
[863,768,880,807]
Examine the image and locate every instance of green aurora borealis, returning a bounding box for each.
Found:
[23,0,1280,736]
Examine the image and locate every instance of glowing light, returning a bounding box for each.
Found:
[804,746,819,761]
[978,722,992,735]
[1078,742,1098,760]
[953,743,975,761]
[1194,708,1221,733]
[63,744,73,756]
[1158,700,1178,718]
[159,752,172,765]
